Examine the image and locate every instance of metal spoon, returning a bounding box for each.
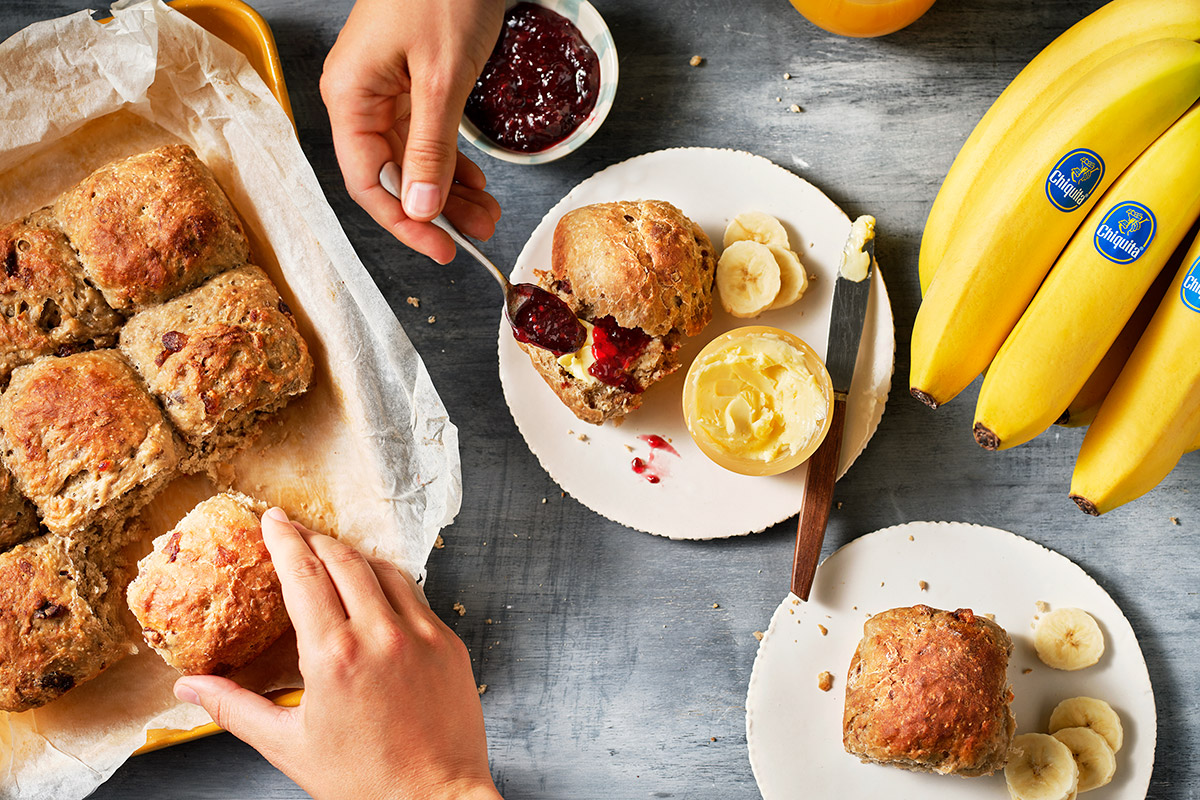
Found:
[378,162,586,354]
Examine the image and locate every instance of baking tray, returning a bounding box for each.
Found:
[123,0,298,756]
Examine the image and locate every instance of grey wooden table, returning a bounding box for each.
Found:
[2,0,1196,797]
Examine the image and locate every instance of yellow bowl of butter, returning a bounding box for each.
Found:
[682,326,833,476]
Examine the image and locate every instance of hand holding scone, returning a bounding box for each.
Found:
[174,509,501,800]
[321,0,503,263]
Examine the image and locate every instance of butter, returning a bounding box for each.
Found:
[839,215,876,282]
[556,319,598,382]
[686,331,829,467]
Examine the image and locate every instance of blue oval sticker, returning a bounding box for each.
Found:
[1182,254,1200,313]
[1045,148,1105,212]
[1093,201,1156,264]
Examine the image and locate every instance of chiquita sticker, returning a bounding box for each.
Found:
[1045,148,1105,211]
[1182,254,1200,313]
[1093,201,1156,264]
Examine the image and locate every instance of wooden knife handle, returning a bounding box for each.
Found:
[791,396,847,601]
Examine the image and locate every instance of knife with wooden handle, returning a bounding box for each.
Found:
[791,217,875,601]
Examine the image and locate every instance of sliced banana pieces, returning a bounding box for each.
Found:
[1005,733,1079,800]
[1052,726,1117,792]
[717,212,809,316]
[1049,696,1124,754]
[1034,608,1105,670]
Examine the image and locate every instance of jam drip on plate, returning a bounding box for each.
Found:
[465,2,600,153]
[631,434,680,484]
[508,283,587,355]
[588,315,651,393]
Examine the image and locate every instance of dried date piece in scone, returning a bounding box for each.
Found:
[0,350,181,537]
[518,200,716,424]
[119,266,313,471]
[0,534,133,712]
[0,462,39,552]
[842,605,1016,777]
[127,492,289,676]
[52,144,249,313]
[0,210,121,383]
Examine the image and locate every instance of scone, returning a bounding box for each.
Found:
[0,350,182,537]
[118,266,313,471]
[53,144,249,313]
[0,210,121,383]
[0,461,39,552]
[0,534,132,712]
[842,605,1016,777]
[519,200,716,424]
[127,492,290,676]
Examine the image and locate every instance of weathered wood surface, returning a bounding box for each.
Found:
[1,0,1196,797]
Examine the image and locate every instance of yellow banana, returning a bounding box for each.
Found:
[974,103,1200,449]
[910,39,1200,410]
[920,0,1200,295]
[1059,240,1184,427]
[1070,229,1200,515]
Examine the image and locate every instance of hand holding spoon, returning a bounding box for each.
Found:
[378,162,586,354]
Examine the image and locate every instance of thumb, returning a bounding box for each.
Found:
[175,675,292,752]
[400,79,468,221]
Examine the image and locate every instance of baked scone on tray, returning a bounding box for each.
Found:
[517,200,715,424]
[0,350,182,539]
[842,605,1016,777]
[127,492,289,677]
[119,265,314,472]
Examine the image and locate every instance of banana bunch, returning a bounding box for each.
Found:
[912,0,1200,514]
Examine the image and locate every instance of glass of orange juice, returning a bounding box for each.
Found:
[788,0,937,38]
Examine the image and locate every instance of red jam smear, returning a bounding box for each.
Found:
[588,316,651,393]
[465,2,600,153]
[630,434,679,484]
[509,283,586,355]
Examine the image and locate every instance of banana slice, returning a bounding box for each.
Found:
[1049,697,1124,754]
[716,240,782,318]
[1034,608,1105,670]
[1052,726,1117,792]
[767,245,809,310]
[1005,733,1080,800]
[723,211,789,249]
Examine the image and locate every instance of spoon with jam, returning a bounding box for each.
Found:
[378,162,586,355]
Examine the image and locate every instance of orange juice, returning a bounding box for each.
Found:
[788,0,937,38]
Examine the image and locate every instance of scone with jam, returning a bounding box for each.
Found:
[519,200,715,424]
[119,265,313,472]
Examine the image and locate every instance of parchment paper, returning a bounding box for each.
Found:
[0,2,462,796]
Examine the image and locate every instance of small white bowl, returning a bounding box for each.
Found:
[459,0,618,165]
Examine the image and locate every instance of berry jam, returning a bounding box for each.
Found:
[508,283,587,355]
[465,2,600,153]
[630,434,679,484]
[588,316,651,393]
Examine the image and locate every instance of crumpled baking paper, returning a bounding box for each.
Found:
[0,1,462,796]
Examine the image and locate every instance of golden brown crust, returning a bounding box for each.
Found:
[0,463,39,552]
[842,605,1015,777]
[0,534,131,712]
[118,266,312,465]
[549,201,715,338]
[53,145,249,312]
[0,351,181,537]
[126,492,289,676]
[0,211,121,382]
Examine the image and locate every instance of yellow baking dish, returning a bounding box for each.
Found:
[122,0,301,755]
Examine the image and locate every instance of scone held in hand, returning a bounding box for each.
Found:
[842,605,1016,777]
[127,492,289,676]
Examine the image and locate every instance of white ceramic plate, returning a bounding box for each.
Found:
[497,148,895,539]
[746,522,1156,800]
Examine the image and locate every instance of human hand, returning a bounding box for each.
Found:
[320,0,504,264]
[174,508,500,800]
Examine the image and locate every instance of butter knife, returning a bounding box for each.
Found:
[790,216,876,601]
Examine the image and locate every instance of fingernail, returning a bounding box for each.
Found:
[404,181,441,218]
[265,507,289,523]
[174,684,201,705]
